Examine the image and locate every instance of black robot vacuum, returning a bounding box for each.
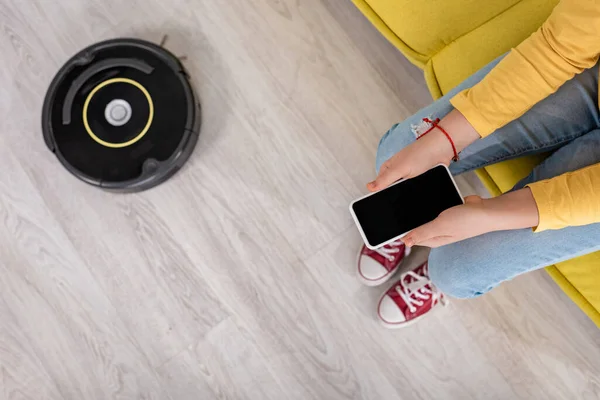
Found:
[42,38,200,192]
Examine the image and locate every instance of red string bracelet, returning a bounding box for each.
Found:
[416,118,459,162]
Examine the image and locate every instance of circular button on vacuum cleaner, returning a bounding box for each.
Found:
[42,38,200,192]
[105,99,133,127]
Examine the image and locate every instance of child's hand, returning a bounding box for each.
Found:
[367,109,480,192]
[402,189,540,248]
[402,196,490,248]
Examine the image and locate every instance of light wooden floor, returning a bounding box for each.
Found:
[1,1,599,399]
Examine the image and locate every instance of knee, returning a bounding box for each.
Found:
[428,245,488,299]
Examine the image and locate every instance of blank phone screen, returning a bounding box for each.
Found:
[352,165,463,247]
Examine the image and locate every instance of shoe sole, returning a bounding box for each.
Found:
[356,246,410,287]
[377,294,446,329]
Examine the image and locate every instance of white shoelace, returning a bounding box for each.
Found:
[374,240,405,261]
[396,270,446,313]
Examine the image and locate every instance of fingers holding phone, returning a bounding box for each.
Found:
[351,165,464,250]
[402,196,486,248]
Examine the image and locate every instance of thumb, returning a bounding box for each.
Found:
[367,160,406,192]
[403,221,436,248]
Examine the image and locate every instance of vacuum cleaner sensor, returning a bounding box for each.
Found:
[42,38,200,192]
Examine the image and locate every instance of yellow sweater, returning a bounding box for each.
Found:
[450,0,600,232]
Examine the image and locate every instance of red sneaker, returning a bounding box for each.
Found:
[357,241,410,286]
[377,262,447,328]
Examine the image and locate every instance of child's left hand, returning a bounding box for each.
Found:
[402,196,490,248]
[402,188,540,248]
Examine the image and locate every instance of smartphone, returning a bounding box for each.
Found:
[349,164,463,249]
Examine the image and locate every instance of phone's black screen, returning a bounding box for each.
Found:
[352,165,463,247]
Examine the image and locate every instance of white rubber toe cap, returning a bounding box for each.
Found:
[358,255,390,286]
[377,295,406,327]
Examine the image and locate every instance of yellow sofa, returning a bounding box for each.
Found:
[352,0,600,327]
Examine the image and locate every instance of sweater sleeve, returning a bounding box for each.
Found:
[450,0,600,137]
[527,163,600,232]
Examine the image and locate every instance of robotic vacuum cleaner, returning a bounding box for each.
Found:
[42,38,200,192]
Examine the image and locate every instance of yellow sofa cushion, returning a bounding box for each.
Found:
[362,0,522,67]
[424,0,558,97]
[547,256,600,328]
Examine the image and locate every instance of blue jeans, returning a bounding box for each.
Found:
[376,55,600,299]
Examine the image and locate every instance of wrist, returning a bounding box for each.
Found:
[482,188,540,231]
[438,109,480,153]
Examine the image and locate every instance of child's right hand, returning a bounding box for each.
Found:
[367,109,480,192]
